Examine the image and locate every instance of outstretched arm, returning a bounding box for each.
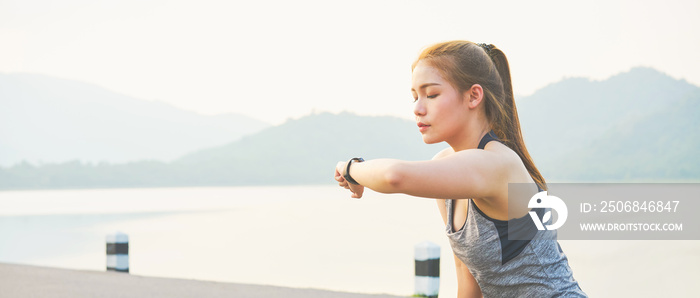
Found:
[334,145,516,200]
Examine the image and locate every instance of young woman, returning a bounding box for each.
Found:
[333,41,586,297]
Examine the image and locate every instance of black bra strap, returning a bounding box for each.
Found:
[477,130,499,150]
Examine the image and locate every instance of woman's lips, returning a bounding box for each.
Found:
[418,122,430,132]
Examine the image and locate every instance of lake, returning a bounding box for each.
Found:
[0,186,697,297]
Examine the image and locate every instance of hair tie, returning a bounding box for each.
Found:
[478,43,494,55]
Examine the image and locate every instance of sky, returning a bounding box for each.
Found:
[1,0,699,125]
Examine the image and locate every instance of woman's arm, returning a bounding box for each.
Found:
[335,143,518,200]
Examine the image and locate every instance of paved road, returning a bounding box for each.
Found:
[0,263,406,298]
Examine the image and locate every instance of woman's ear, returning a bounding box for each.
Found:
[464,84,484,109]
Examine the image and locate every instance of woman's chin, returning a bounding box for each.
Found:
[421,135,441,144]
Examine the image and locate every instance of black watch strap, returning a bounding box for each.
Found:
[343,157,364,185]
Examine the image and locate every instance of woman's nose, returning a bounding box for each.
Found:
[414,98,426,116]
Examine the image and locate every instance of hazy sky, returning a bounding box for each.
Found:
[2,0,699,124]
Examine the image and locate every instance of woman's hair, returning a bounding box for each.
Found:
[412,40,547,190]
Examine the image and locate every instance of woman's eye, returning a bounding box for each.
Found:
[412,97,418,103]
[427,94,438,99]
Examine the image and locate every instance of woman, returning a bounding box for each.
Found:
[333,41,586,297]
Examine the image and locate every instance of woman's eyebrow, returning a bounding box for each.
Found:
[410,83,441,92]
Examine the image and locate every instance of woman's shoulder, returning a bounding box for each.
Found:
[431,142,519,166]
[432,147,455,160]
[482,140,524,165]
[428,139,528,182]
[486,141,538,186]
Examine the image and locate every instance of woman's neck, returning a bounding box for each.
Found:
[448,121,491,152]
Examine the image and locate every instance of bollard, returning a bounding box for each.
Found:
[106,231,129,273]
[415,241,440,298]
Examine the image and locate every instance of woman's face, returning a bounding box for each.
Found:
[411,60,470,145]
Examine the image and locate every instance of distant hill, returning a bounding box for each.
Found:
[0,67,698,189]
[172,112,445,185]
[0,112,445,189]
[0,73,269,166]
[541,89,700,181]
[518,67,700,181]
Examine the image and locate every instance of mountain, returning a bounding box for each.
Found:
[0,112,445,189]
[0,67,698,189]
[542,89,700,180]
[172,112,445,185]
[517,67,700,181]
[0,73,269,166]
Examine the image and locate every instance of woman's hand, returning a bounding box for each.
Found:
[335,161,365,199]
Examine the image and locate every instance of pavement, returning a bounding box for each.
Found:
[0,263,407,298]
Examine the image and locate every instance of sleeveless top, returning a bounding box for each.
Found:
[445,131,587,297]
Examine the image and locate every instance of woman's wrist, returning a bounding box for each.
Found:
[343,157,364,185]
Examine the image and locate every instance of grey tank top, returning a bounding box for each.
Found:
[445,131,587,297]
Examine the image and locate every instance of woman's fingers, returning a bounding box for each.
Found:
[348,184,364,198]
[350,191,363,199]
[334,167,344,181]
[335,161,362,198]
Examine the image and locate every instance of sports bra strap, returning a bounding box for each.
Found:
[477,130,500,149]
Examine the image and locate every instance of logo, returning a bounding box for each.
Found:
[528,191,568,231]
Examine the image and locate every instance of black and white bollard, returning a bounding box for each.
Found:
[106,231,129,273]
[415,241,440,298]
